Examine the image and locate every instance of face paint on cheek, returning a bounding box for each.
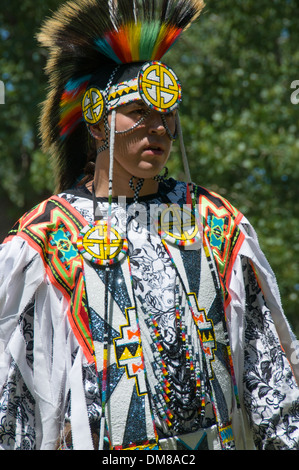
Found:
[112,128,171,180]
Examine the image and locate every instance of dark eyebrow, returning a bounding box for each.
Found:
[125,100,146,108]
[117,100,147,114]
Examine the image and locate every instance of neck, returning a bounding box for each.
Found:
[92,164,159,199]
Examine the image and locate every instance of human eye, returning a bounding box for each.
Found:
[163,110,177,126]
[166,110,176,119]
[130,105,147,116]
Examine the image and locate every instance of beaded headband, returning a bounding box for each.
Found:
[82,60,182,126]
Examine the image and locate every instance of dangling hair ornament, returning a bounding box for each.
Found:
[38,0,205,449]
[154,166,169,183]
[129,176,145,204]
[128,166,168,210]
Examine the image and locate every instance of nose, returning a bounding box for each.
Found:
[148,111,166,135]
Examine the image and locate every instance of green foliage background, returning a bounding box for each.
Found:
[1,0,299,333]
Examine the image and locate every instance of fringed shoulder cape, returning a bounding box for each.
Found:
[1,180,299,450]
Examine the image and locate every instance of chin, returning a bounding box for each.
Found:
[136,169,163,180]
[137,162,167,177]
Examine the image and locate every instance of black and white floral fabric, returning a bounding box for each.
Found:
[1,181,299,449]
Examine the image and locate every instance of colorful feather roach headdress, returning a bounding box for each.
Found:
[37,0,204,192]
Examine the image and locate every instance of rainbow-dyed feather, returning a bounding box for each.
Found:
[95,0,203,63]
[37,0,204,192]
[59,75,92,139]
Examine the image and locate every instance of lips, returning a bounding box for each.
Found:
[143,143,164,155]
[148,145,161,150]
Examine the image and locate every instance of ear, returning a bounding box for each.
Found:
[88,123,105,141]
